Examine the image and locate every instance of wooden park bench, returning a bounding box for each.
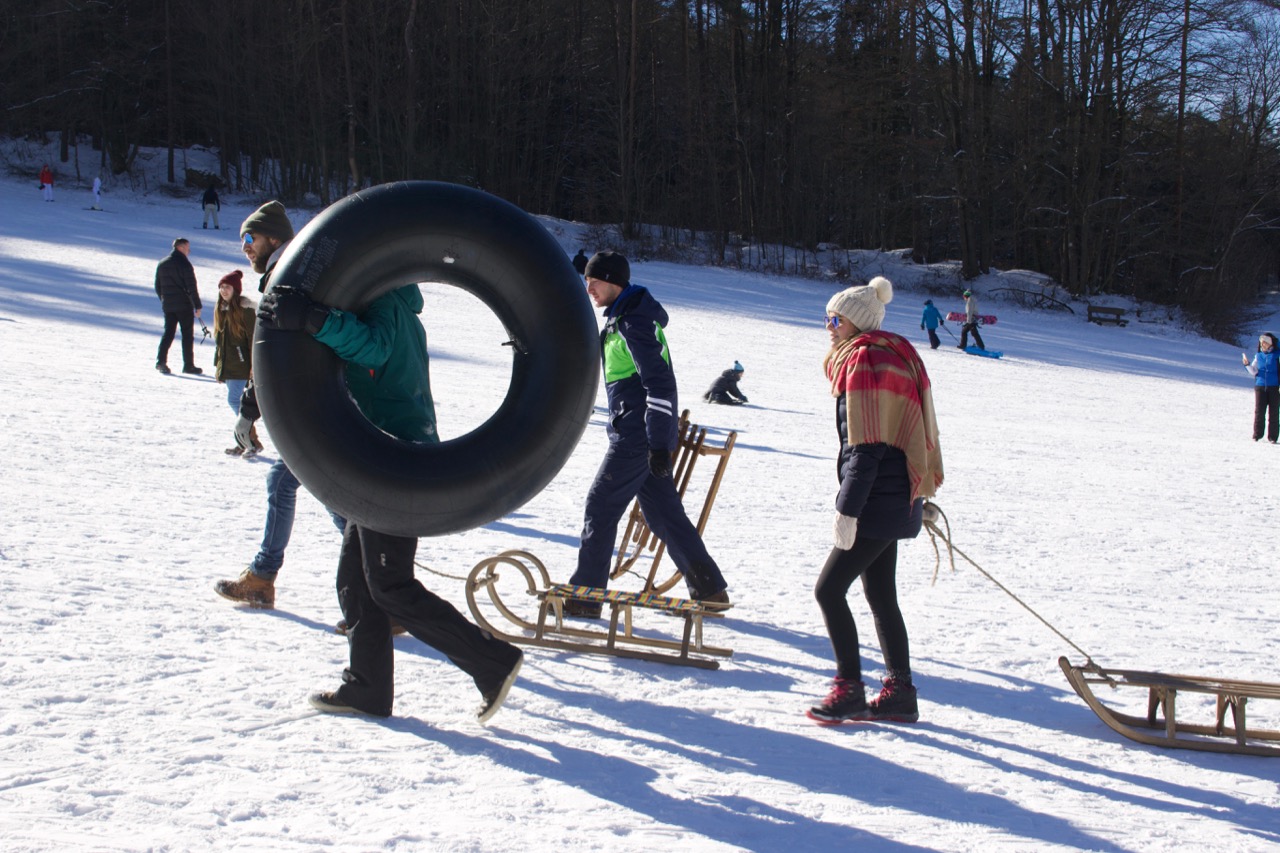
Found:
[465,410,738,669]
[1087,305,1128,326]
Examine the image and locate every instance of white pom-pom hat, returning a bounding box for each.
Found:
[826,276,894,333]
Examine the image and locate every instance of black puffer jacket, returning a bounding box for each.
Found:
[834,392,923,540]
[154,250,201,313]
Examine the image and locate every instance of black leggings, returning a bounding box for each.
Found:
[814,537,910,681]
[1254,386,1279,442]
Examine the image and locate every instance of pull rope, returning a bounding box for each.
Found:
[922,501,1100,670]
[414,559,471,582]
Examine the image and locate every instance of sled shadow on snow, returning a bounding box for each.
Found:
[375,680,1135,853]
[396,640,1277,849]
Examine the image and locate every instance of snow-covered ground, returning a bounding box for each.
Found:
[2,158,1279,852]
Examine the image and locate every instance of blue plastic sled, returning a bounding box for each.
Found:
[965,346,1003,359]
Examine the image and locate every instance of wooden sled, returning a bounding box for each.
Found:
[1060,657,1280,757]
[465,409,737,668]
[610,409,737,594]
[466,550,732,669]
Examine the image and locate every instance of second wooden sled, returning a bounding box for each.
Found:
[610,409,737,594]
[467,550,733,670]
[1060,657,1280,757]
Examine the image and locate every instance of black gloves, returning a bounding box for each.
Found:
[648,447,673,479]
[238,381,260,422]
[258,287,329,334]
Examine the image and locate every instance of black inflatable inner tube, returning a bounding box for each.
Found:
[253,181,598,537]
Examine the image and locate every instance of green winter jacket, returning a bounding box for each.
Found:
[313,284,438,443]
[214,298,255,381]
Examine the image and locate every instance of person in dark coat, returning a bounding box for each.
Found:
[564,251,730,617]
[703,361,748,405]
[571,249,589,275]
[201,184,221,230]
[807,276,944,726]
[154,237,203,374]
[256,263,523,723]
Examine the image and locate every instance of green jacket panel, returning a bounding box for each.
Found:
[313,285,438,443]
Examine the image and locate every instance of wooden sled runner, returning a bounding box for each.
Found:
[465,411,737,669]
[1060,657,1280,757]
[466,550,732,669]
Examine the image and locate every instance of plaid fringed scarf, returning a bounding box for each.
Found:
[824,330,944,500]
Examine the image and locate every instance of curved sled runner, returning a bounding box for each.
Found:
[1060,657,1280,757]
[467,550,732,670]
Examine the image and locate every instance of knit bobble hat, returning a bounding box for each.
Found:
[584,251,630,286]
[733,360,744,373]
[218,269,244,299]
[240,200,294,242]
[826,276,894,333]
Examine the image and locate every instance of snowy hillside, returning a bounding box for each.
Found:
[2,157,1279,852]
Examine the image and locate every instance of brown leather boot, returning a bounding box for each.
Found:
[214,569,275,609]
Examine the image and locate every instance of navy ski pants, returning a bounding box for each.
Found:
[570,442,727,598]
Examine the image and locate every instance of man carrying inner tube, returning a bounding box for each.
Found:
[257,276,523,723]
[564,251,731,618]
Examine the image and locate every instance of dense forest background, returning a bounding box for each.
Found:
[5,0,1280,323]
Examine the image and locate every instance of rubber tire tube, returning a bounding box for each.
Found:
[253,181,599,537]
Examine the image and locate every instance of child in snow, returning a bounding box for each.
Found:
[213,270,260,456]
[703,360,749,405]
[1242,331,1280,443]
[809,275,944,725]
[920,300,944,350]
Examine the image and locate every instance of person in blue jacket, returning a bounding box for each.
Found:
[1243,331,1280,443]
[920,299,944,350]
[257,280,523,723]
[564,251,730,617]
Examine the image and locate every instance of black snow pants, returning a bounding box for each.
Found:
[333,523,520,716]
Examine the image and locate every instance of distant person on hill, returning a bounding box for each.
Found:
[563,251,731,617]
[571,249,589,275]
[1243,331,1280,443]
[202,184,221,229]
[956,289,986,351]
[920,299,944,350]
[154,237,203,375]
[808,276,944,726]
[39,164,54,202]
[213,269,261,456]
[91,175,102,210]
[703,361,748,405]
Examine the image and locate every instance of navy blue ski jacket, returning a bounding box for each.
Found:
[599,284,678,451]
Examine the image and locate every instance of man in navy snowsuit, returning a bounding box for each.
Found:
[565,251,730,617]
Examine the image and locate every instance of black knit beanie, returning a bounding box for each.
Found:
[240,201,294,242]
[584,251,630,286]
